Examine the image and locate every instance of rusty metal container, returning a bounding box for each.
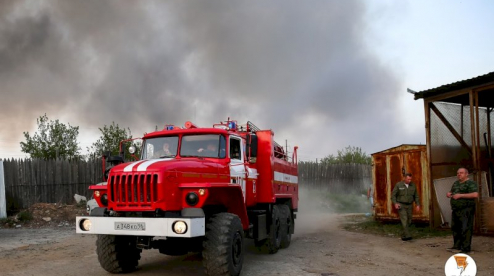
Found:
[371,144,430,222]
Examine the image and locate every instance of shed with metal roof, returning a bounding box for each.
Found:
[413,71,494,234]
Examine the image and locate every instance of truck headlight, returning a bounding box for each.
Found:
[172,221,187,234]
[80,219,92,231]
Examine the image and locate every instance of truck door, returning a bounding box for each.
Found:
[229,136,247,201]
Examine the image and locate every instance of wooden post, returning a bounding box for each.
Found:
[423,100,435,228]
[470,90,481,233]
[473,90,482,233]
[469,90,477,172]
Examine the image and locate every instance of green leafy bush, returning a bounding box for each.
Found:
[17,210,33,222]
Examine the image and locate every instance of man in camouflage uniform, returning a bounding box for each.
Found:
[446,167,479,254]
[391,173,420,241]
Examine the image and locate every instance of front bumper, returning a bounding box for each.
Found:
[75,216,205,237]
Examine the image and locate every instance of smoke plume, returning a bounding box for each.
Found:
[0,0,404,158]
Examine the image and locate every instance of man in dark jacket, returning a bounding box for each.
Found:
[391,173,420,241]
[446,167,479,254]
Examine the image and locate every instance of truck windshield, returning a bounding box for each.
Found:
[180,134,226,158]
[142,136,179,159]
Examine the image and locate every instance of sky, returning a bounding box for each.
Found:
[1,0,493,161]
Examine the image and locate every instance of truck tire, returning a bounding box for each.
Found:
[96,235,141,273]
[279,204,292,248]
[203,213,244,276]
[255,205,281,254]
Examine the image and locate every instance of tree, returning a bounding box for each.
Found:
[88,122,140,159]
[20,114,80,159]
[321,145,371,165]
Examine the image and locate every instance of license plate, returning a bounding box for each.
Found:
[114,222,146,231]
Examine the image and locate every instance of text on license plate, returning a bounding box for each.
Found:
[114,222,146,231]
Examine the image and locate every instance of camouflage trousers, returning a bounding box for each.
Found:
[398,203,413,238]
[451,205,476,252]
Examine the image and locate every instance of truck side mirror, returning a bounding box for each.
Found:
[107,155,124,165]
[102,151,111,159]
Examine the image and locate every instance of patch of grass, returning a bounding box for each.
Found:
[0,210,33,228]
[342,214,451,239]
[0,217,17,227]
[17,210,33,222]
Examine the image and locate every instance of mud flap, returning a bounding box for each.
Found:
[254,213,267,241]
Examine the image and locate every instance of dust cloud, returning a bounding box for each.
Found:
[294,185,370,235]
[298,186,335,215]
[295,186,338,235]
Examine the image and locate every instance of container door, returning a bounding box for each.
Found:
[404,149,429,220]
[373,154,388,217]
[388,153,403,217]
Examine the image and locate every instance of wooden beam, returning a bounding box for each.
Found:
[461,105,464,138]
[420,80,494,102]
[487,107,493,197]
[469,91,477,170]
[474,91,482,191]
[472,90,482,233]
[430,103,472,155]
[474,83,494,92]
[424,90,469,103]
[424,101,436,229]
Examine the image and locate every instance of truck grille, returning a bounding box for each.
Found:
[108,173,158,207]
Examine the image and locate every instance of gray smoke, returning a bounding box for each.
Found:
[0,0,405,158]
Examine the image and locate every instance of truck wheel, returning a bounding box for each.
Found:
[256,205,281,254]
[96,235,141,273]
[280,204,292,248]
[203,213,244,276]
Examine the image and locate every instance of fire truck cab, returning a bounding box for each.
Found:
[76,120,298,276]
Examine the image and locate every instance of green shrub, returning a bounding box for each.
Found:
[17,210,33,222]
[0,217,17,227]
[76,200,87,208]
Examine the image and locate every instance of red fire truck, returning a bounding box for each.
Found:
[76,119,298,276]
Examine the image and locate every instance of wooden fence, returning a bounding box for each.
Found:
[1,159,371,210]
[2,158,103,210]
[298,162,372,194]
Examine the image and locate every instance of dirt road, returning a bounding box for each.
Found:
[1,213,493,276]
